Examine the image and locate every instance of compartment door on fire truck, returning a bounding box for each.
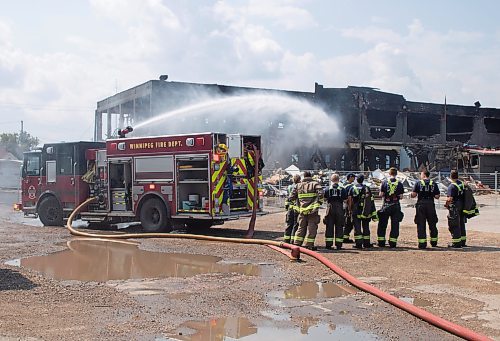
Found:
[108,158,132,211]
[175,155,210,215]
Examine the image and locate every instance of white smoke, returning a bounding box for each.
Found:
[132,92,344,166]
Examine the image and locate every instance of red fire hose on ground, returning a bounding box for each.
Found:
[67,197,491,341]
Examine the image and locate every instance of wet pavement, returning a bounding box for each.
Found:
[281,281,357,299]
[5,239,261,281]
[164,316,378,340]
[1,189,496,340]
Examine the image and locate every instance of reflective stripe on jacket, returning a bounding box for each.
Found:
[290,177,323,215]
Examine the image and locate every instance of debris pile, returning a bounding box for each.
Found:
[262,167,496,196]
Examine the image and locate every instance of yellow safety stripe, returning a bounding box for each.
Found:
[377,237,385,241]
[451,238,461,243]
[389,237,398,242]
[420,180,433,187]
[354,235,363,240]
[305,237,315,243]
[335,238,344,242]
[463,208,479,214]
[460,236,467,241]
[452,182,464,192]
[363,236,370,240]
[357,211,377,219]
[300,203,322,215]
[388,180,399,196]
[298,192,317,199]
[418,239,427,243]
[294,236,304,242]
[430,237,438,242]
[325,238,334,242]
[247,152,255,166]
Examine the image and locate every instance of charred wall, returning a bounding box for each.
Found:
[95,79,500,171]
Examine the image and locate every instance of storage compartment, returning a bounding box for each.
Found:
[176,156,210,213]
[111,189,126,211]
[230,184,248,211]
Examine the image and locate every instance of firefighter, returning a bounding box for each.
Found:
[348,174,375,249]
[445,170,466,248]
[410,170,440,249]
[291,171,324,250]
[284,174,301,244]
[377,167,404,248]
[342,173,356,243]
[218,144,238,215]
[323,173,347,250]
[244,142,265,179]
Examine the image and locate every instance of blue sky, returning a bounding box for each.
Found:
[0,0,499,142]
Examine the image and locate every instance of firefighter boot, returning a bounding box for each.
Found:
[353,235,363,249]
[389,238,397,248]
[461,236,468,247]
[363,236,372,248]
[377,237,386,248]
[335,237,343,250]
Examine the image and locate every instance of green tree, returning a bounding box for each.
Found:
[0,132,39,159]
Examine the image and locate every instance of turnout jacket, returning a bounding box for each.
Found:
[289,177,324,215]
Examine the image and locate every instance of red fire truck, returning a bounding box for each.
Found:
[18,132,263,232]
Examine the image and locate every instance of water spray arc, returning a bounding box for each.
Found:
[132,93,343,166]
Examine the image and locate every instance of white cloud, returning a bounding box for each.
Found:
[1,1,500,145]
[245,0,317,30]
[89,0,181,30]
[214,0,316,31]
[341,26,401,44]
[321,19,499,106]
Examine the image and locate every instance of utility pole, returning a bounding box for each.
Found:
[19,120,24,144]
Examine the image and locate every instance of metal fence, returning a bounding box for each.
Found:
[261,169,499,208]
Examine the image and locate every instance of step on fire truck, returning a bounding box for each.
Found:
[18,132,263,232]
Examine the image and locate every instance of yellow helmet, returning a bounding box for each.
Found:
[217,143,228,154]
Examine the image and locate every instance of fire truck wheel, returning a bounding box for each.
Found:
[38,196,64,226]
[140,197,171,233]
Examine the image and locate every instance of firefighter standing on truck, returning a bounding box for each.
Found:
[290,171,323,250]
[323,173,347,250]
[218,144,239,215]
[342,173,356,243]
[411,170,440,249]
[284,174,301,244]
[445,170,467,248]
[377,167,404,248]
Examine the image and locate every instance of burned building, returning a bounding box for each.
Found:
[94,78,500,172]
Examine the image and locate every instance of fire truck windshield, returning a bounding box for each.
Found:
[23,152,41,177]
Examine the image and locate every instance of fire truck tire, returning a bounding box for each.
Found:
[140,197,171,233]
[38,196,64,226]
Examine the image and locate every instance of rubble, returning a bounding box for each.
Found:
[262,167,496,196]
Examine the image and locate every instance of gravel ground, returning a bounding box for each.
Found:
[0,190,498,340]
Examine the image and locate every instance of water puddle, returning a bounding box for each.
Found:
[5,239,260,281]
[164,317,377,340]
[282,282,357,300]
[399,297,432,307]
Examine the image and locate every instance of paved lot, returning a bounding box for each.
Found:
[0,190,498,340]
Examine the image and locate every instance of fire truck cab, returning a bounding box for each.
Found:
[19,133,263,232]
